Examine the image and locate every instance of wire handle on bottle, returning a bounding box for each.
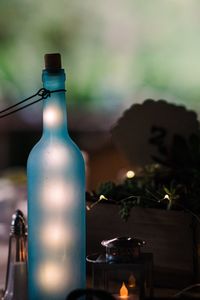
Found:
[0,88,66,119]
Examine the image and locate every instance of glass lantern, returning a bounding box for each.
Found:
[87,237,153,300]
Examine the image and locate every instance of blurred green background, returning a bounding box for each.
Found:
[0,0,200,130]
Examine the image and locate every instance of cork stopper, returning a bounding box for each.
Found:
[44,53,62,71]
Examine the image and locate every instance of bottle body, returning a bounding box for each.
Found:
[27,68,85,300]
[3,210,27,300]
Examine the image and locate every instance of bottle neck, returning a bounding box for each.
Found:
[42,69,68,137]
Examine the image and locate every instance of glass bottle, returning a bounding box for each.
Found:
[3,210,27,300]
[27,53,86,300]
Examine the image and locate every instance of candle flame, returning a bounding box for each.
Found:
[128,274,136,288]
[120,282,128,297]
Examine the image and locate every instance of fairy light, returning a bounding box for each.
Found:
[99,194,108,201]
[40,221,74,250]
[164,194,170,200]
[126,170,135,179]
[43,105,63,127]
[37,261,69,293]
[41,179,77,211]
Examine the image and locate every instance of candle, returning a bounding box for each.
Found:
[113,282,139,300]
[114,294,138,300]
[114,294,139,300]
[120,282,128,298]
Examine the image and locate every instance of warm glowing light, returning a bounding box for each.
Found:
[37,261,69,293]
[44,105,63,127]
[41,179,77,211]
[164,194,170,200]
[120,282,128,298]
[40,220,73,250]
[128,274,136,288]
[86,205,91,211]
[126,170,135,179]
[99,194,108,201]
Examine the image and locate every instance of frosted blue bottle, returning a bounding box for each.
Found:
[27,54,85,300]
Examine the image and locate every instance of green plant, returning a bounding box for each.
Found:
[87,133,200,221]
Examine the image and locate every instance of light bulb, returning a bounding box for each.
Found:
[43,105,63,127]
[37,261,69,293]
[41,179,77,211]
[126,170,135,179]
[40,220,74,250]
